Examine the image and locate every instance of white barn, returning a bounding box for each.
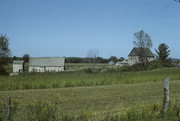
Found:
[13,60,24,73]
[29,57,65,72]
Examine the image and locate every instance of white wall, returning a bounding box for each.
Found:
[128,56,155,65]
[29,67,45,72]
[45,67,64,72]
[13,64,23,73]
[29,66,64,72]
[148,57,155,62]
[128,56,139,65]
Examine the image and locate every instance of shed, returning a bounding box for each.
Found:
[108,61,115,66]
[116,60,129,67]
[13,60,24,73]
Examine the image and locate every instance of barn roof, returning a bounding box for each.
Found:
[29,57,65,67]
[128,48,154,57]
[13,60,24,64]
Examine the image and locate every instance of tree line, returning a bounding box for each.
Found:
[0,30,177,75]
[10,56,124,64]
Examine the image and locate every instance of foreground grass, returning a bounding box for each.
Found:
[0,67,180,90]
[0,81,180,120]
[0,81,180,113]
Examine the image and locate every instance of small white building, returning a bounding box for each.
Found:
[108,61,115,66]
[29,57,65,72]
[116,60,129,67]
[13,60,24,73]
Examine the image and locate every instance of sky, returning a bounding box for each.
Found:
[0,0,180,58]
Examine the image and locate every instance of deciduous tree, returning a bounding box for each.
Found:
[133,30,152,66]
[109,56,118,63]
[87,49,99,64]
[23,53,30,63]
[0,34,10,75]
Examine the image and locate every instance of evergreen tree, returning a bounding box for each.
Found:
[155,43,170,66]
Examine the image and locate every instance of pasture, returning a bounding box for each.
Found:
[0,80,180,121]
[0,66,180,90]
[0,63,180,120]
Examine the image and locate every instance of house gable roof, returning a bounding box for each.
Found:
[128,48,154,57]
[29,57,65,67]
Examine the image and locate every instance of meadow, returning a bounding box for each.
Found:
[0,65,180,90]
[0,63,180,120]
[0,81,180,121]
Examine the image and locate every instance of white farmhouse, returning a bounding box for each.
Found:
[128,47,154,65]
[13,60,24,73]
[29,57,65,72]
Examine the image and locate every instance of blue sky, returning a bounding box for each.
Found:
[0,0,180,58]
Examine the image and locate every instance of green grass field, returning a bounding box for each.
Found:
[0,64,180,120]
[0,67,180,90]
[0,81,179,120]
[0,81,179,113]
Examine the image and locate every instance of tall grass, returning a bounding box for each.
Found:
[1,98,180,121]
[0,67,180,90]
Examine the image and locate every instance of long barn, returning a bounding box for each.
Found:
[29,57,65,72]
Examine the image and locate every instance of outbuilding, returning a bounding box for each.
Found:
[13,60,24,73]
[116,60,129,67]
[29,57,65,72]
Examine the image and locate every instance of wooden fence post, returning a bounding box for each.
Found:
[7,97,12,121]
[162,77,170,113]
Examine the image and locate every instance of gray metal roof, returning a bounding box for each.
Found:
[29,57,65,67]
[128,48,154,57]
[13,60,24,64]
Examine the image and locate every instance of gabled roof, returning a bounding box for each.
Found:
[29,57,65,67]
[128,47,154,57]
[13,60,24,64]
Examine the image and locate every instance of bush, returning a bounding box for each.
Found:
[0,101,6,121]
[23,100,59,121]
[101,103,180,121]
[119,61,164,72]
[0,98,20,121]
[0,66,9,76]
[84,68,94,73]
[84,67,103,73]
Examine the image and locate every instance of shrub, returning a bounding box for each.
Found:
[0,66,9,76]
[23,100,59,121]
[0,101,6,121]
[0,98,20,121]
[84,67,102,73]
[84,67,94,73]
[101,103,180,121]
[120,61,164,72]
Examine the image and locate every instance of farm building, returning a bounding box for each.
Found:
[29,57,65,72]
[13,60,24,73]
[116,60,129,67]
[108,61,115,66]
[128,47,154,65]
